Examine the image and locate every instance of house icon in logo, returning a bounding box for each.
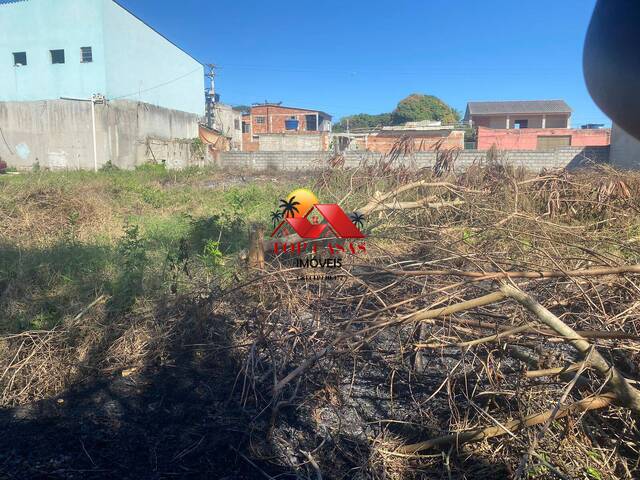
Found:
[271,204,365,239]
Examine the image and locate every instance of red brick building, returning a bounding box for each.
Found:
[242,104,332,151]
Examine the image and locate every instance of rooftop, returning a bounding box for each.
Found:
[464,100,572,120]
[248,103,332,119]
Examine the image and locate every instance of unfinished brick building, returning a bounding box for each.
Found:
[242,103,332,152]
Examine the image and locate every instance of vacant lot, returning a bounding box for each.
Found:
[1,159,640,479]
[0,166,304,333]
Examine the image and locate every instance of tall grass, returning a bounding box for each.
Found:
[0,167,301,333]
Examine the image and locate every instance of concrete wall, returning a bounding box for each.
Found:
[257,133,326,152]
[610,123,640,169]
[0,99,204,170]
[477,126,611,150]
[219,146,610,172]
[0,0,204,115]
[212,103,242,150]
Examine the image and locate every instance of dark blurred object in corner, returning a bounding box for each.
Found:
[584,0,640,140]
[0,159,7,174]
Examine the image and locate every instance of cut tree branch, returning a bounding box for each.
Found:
[500,282,640,412]
[394,393,616,454]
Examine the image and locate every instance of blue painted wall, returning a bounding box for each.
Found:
[0,0,106,102]
[102,1,204,115]
[0,0,204,115]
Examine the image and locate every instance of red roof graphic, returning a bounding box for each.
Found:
[271,204,365,239]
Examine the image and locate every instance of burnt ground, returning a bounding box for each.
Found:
[0,289,518,479]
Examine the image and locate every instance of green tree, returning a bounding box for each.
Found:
[391,94,460,125]
[333,113,393,132]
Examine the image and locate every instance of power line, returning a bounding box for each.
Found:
[110,67,203,101]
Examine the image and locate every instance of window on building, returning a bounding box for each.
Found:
[50,49,65,64]
[13,52,27,66]
[255,116,266,124]
[234,119,240,130]
[242,122,250,133]
[514,119,528,129]
[285,117,299,130]
[305,114,318,131]
[81,47,93,63]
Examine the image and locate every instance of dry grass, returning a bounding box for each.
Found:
[1,159,640,478]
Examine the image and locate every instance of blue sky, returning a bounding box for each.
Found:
[119,0,606,125]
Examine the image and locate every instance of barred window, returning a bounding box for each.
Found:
[81,47,93,63]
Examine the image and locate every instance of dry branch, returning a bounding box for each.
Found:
[384,264,640,280]
[525,363,585,379]
[500,282,640,412]
[359,180,470,215]
[394,393,616,454]
[363,198,465,214]
[273,292,507,395]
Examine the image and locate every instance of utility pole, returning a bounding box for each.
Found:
[91,94,105,172]
[205,64,217,129]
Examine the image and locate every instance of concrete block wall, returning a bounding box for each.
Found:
[258,134,324,152]
[219,146,610,172]
[220,151,329,171]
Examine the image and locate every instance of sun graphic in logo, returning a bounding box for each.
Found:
[279,188,319,218]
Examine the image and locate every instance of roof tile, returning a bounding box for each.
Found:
[465,100,572,119]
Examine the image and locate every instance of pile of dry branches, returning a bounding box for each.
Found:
[232,158,640,478]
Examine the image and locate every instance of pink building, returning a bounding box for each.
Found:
[464,100,610,150]
[476,126,611,150]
